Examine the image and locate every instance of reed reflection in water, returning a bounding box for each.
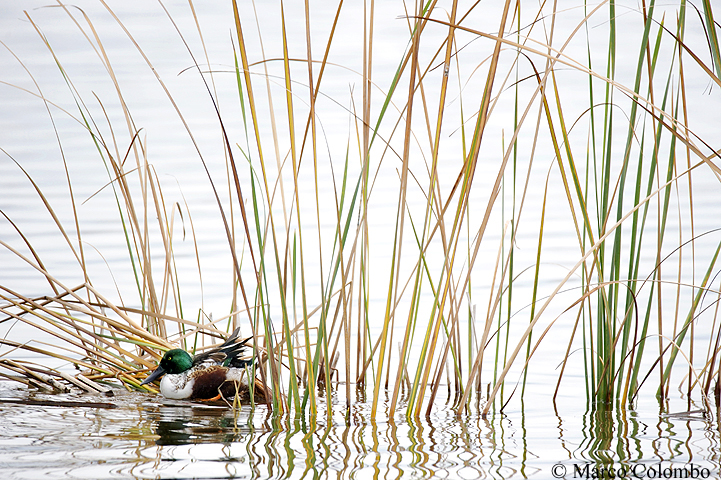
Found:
[1,382,719,479]
[140,395,497,479]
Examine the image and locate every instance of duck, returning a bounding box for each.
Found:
[141,328,267,403]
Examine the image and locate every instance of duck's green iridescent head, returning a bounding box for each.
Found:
[141,348,193,385]
[159,349,193,374]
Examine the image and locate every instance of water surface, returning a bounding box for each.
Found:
[0,380,718,479]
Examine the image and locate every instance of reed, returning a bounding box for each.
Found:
[1,0,720,419]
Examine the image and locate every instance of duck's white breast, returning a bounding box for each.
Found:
[160,374,195,399]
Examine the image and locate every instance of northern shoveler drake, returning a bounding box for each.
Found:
[141,328,267,403]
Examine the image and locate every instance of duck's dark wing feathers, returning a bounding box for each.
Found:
[191,328,252,367]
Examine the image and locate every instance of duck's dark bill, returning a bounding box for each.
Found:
[140,366,166,385]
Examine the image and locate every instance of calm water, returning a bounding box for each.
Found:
[2,1,721,478]
[0,380,719,479]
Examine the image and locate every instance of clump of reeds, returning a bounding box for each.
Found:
[2,0,721,420]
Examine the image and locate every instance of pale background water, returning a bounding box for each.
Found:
[1,1,721,478]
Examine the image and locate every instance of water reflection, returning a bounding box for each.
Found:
[0,383,719,479]
[138,393,504,479]
[152,407,250,446]
[560,401,721,479]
